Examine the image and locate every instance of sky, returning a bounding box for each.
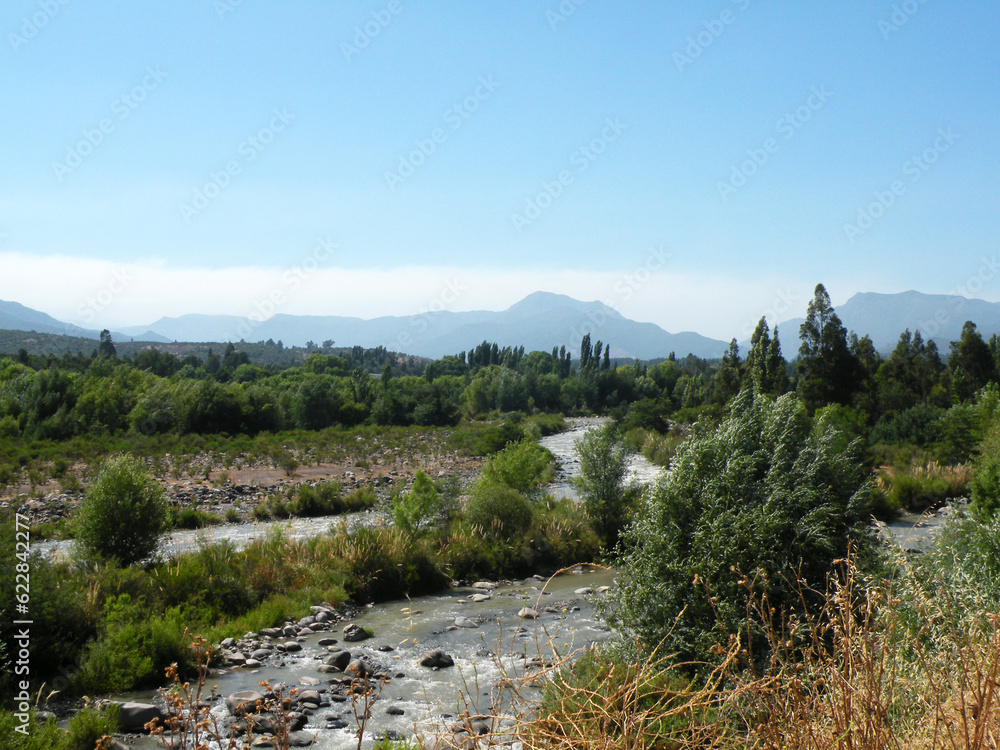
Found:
[1,0,998,343]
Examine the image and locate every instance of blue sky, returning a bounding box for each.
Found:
[1,1,997,340]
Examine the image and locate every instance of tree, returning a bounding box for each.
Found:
[392,470,453,533]
[605,389,875,662]
[580,333,592,370]
[950,321,996,402]
[711,339,742,404]
[98,329,117,359]
[75,454,169,565]
[797,284,861,410]
[574,423,633,549]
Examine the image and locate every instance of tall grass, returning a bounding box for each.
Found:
[876,459,972,513]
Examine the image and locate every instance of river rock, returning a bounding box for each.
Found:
[518,607,537,619]
[343,624,372,642]
[574,587,593,595]
[297,690,322,707]
[469,593,491,602]
[386,705,405,715]
[317,637,337,646]
[419,649,455,668]
[597,585,611,593]
[115,701,164,732]
[454,616,479,629]
[323,650,352,671]
[221,637,236,648]
[283,641,302,652]
[226,652,247,667]
[227,690,265,716]
[287,731,317,746]
[251,648,272,660]
[282,625,298,637]
[245,658,262,668]
[346,658,372,678]
[472,581,497,590]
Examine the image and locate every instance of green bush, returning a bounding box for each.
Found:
[573,423,634,549]
[465,480,533,542]
[391,470,453,534]
[66,704,119,750]
[971,454,1000,518]
[606,390,876,663]
[0,710,68,750]
[74,454,169,566]
[480,439,554,496]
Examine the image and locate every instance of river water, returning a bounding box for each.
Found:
[110,418,646,749]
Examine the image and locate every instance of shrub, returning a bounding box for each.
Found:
[573,423,634,549]
[465,480,533,542]
[606,390,876,663]
[66,704,119,750]
[391,470,453,534]
[74,454,169,566]
[480,439,554,496]
[0,710,69,750]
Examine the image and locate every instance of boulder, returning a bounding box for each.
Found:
[518,607,537,619]
[115,702,164,732]
[346,658,372,679]
[287,731,317,747]
[454,616,479,629]
[283,641,302,652]
[419,649,455,669]
[343,624,373,642]
[472,581,497,590]
[323,650,352,671]
[297,690,322,706]
[226,690,265,716]
[574,587,593,595]
[469,593,492,603]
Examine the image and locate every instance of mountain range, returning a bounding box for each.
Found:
[3,289,1000,361]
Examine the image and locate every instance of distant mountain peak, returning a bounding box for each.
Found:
[505,291,623,319]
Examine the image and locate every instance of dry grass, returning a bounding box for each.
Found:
[431,552,1000,750]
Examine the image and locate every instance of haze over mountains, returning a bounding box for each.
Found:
[3,290,1000,361]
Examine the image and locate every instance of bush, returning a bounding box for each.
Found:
[606,390,876,663]
[0,710,68,750]
[480,439,554,496]
[66,704,119,750]
[74,454,169,566]
[391,470,453,534]
[464,480,533,542]
[574,423,634,549]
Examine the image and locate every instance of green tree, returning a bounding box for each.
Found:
[98,329,117,358]
[75,454,169,565]
[574,423,633,549]
[710,339,742,404]
[392,470,453,533]
[481,439,554,496]
[950,321,996,402]
[606,389,875,662]
[797,284,861,410]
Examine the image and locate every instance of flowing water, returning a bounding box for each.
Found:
[107,418,642,748]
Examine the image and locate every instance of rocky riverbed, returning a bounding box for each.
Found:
[101,568,615,749]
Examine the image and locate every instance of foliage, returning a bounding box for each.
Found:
[606,389,876,662]
[391,469,454,533]
[574,423,635,549]
[66,704,119,750]
[465,480,534,542]
[74,453,169,566]
[480,439,555,496]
